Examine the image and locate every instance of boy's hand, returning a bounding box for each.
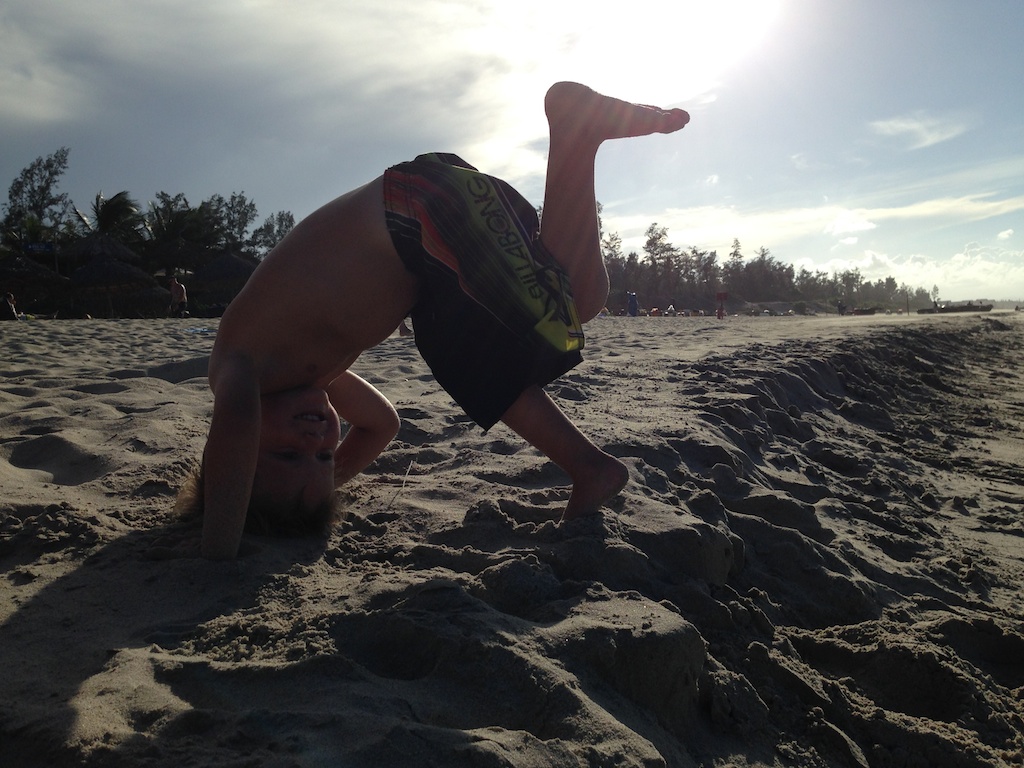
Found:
[201,355,261,559]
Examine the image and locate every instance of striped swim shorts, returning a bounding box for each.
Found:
[383,153,584,429]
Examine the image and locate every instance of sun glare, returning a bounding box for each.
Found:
[468,0,782,105]
[563,0,783,104]
[457,0,783,178]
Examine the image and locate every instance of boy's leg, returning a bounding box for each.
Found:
[504,83,687,518]
[500,385,628,521]
[539,82,689,321]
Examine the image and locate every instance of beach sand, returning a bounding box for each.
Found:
[1,311,1022,767]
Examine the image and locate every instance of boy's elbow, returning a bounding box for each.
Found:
[362,399,400,443]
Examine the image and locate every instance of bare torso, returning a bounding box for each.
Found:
[208,177,419,394]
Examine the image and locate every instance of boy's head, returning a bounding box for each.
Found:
[177,385,344,536]
[253,385,341,514]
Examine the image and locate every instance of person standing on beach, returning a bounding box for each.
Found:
[181,82,690,559]
[2,293,19,321]
[169,277,188,317]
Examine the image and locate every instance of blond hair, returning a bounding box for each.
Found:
[174,461,342,537]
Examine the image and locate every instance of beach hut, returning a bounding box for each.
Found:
[191,252,257,312]
[72,255,162,317]
[0,253,70,315]
[61,233,144,269]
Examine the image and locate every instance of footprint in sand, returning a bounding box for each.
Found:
[5,433,113,485]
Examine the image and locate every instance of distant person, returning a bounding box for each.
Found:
[177,81,691,559]
[169,277,188,317]
[2,292,20,321]
[627,291,639,317]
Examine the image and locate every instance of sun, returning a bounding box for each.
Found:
[454,0,784,181]
[573,0,783,104]
[468,0,783,105]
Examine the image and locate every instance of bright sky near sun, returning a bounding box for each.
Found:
[3,0,1022,300]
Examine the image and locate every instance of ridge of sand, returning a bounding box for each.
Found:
[2,313,1022,767]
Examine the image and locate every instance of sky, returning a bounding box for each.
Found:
[2,0,1023,300]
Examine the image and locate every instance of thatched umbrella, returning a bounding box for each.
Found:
[62,232,143,268]
[0,253,71,314]
[72,256,160,317]
[72,256,156,293]
[192,252,257,307]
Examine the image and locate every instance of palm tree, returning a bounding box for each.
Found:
[74,191,146,244]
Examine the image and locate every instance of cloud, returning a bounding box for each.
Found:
[998,229,1014,240]
[1,0,532,219]
[600,190,1024,299]
[824,210,876,237]
[606,191,1024,256]
[942,243,1024,298]
[790,244,1024,299]
[868,112,971,150]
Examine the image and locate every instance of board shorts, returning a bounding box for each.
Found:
[383,153,584,430]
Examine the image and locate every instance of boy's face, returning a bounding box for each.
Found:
[252,386,341,508]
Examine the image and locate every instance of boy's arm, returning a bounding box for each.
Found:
[326,370,400,486]
[201,356,261,559]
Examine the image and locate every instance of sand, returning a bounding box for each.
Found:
[1,311,1022,767]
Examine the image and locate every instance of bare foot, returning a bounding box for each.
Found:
[545,81,690,146]
[561,452,629,522]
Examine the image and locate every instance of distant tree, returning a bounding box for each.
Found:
[837,268,864,305]
[642,223,677,264]
[643,223,682,307]
[729,239,743,261]
[145,192,225,276]
[882,276,898,302]
[915,286,934,308]
[248,210,295,258]
[722,238,745,297]
[692,248,720,296]
[742,247,794,301]
[794,267,837,303]
[206,192,258,253]
[601,230,624,300]
[2,147,73,243]
[622,251,641,307]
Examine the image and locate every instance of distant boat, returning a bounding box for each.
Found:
[917,301,994,315]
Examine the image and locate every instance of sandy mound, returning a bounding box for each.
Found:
[1,313,1022,767]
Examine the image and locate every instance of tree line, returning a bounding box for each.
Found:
[1,148,294,304]
[601,222,937,315]
[3,148,938,317]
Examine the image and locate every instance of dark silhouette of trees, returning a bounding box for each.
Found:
[1,150,945,317]
[2,147,73,240]
[602,226,936,315]
[75,191,147,245]
[1,149,297,316]
[249,210,295,256]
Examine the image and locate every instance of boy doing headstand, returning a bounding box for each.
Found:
[190,82,690,559]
